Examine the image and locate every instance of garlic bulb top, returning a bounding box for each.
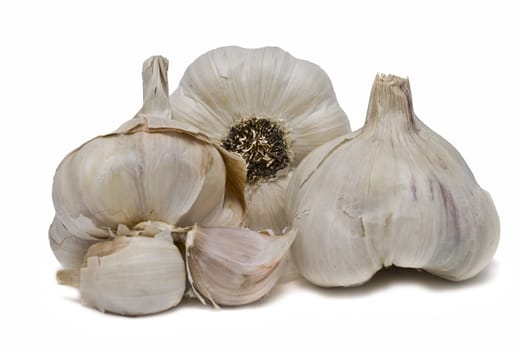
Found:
[169,46,350,233]
[287,74,500,287]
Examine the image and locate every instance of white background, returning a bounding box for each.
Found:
[1,0,521,349]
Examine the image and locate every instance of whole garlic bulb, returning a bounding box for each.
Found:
[170,46,350,233]
[287,74,500,287]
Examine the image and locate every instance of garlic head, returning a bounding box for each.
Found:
[287,74,500,286]
[170,46,350,233]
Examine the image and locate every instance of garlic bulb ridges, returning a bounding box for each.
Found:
[287,74,500,287]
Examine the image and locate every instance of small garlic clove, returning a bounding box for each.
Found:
[49,216,98,269]
[185,225,296,307]
[57,232,186,316]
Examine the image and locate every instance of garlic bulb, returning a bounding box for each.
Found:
[52,56,246,243]
[58,231,185,316]
[170,46,350,233]
[51,55,296,314]
[50,56,247,314]
[287,74,500,286]
[185,225,296,307]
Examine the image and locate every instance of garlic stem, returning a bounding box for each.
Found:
[138,55,171,119]
[364,74,417,131]
[57,269,80,288]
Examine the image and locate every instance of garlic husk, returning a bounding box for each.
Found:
[170,46,350,233]
[185,225,296,306]
[49,216,98,269]
[287,74,500,287]
[58,232,186,316]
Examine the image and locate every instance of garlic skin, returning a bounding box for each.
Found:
[287,74,500,287]
[185,225,296,306]
[58,232,186,316]
[170,46,350,233]
[49,216,96,269]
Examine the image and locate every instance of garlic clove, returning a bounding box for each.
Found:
[185,225,296,307]
[58,232,186,316]
[52,131,232,240]
[287,74,500,286]
[49,216,98,269]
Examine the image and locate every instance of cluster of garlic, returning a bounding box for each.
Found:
[50,47,499,316]
[50,56,297,315]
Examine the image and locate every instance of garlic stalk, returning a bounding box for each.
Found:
[287,74,500,286]
[170,46,350,233]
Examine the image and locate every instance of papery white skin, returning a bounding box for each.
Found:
[76,232,185,316]
[287,74,500,286]
[170,46,350,232]
[185,225,296,306]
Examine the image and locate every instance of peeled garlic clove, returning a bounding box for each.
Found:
[58,232,186,316]
[287,74,500,287]
[185,225,296,306]
[49,216,98,269]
